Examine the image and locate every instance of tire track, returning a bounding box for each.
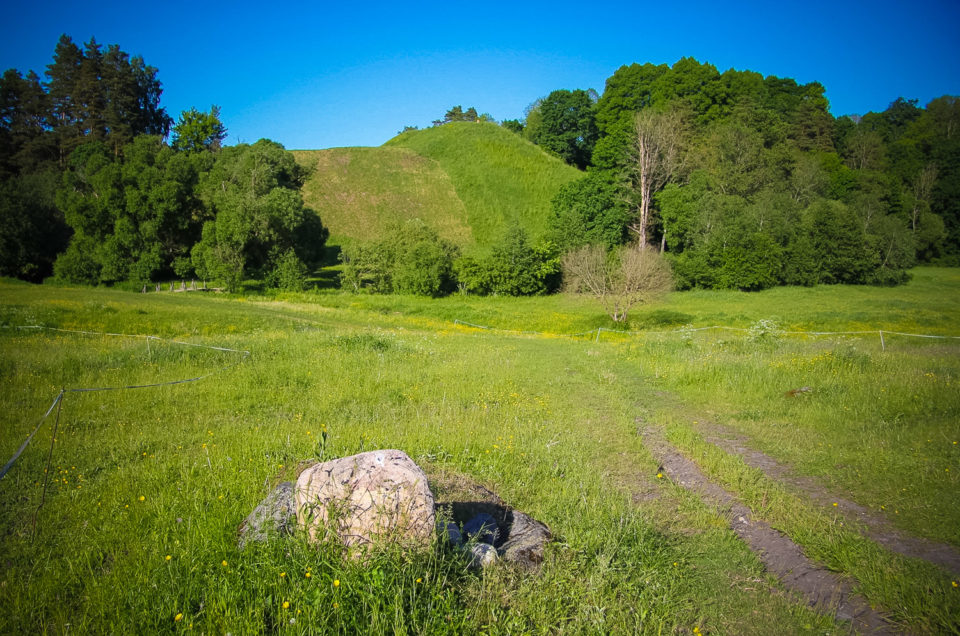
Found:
[699,424,960,578]
[638,423,896,634]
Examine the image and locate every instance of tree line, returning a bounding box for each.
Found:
[3,39,958,295]
[511,59,959,289]
[0,35,326,288]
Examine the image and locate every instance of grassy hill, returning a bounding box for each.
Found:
[292,146,472,250]
[295,122,582,252]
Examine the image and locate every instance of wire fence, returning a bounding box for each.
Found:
[452,319,960,349]
[0,326,249,481]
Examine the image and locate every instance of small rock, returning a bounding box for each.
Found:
[238,481,296,548]
[444,522,463,547]
[466,542,498,569]
[463,513,498,544]
[497,511,551,569]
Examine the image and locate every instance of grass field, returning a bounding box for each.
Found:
[1,269,958,633]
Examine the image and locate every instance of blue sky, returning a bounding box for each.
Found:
[3,0,959,150]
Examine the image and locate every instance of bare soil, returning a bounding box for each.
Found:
[699,422,960,577]
[638,422,896,634]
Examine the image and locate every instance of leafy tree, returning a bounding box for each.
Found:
[192,139,326,290]
[53,136,206,284]
[530,89,598,169]
[172,106,227,152]
[547,170,631,251]
[0,169,68,281]
[804,198,875,284]
[501,119,524,135]
[433,105,482,126]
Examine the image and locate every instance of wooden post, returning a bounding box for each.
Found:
[879,330,886,352]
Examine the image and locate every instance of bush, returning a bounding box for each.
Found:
[339,219,457,296]
[266,248,309,291]
[454,227,561,296]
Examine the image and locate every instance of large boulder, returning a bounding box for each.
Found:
[294,449,435,553]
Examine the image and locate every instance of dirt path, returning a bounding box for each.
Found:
[700,423,960,578]
[638,423,896,634]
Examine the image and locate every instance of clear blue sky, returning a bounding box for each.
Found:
[3,0,959,150]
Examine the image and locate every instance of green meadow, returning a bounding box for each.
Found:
[1,269,958,633]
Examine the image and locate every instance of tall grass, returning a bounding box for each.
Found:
[1,271,957,632]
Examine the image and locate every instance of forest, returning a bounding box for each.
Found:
[1,36,958,292]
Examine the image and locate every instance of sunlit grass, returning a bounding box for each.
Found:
[1,270,958,632]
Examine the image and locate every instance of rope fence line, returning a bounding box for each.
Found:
[452,319,960,348]
[0,326,249,480]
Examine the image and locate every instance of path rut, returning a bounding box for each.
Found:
[638,423,896,634]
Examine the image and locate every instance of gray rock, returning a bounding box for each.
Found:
[294,450,435,556]
[444,522,463,547]
[497,510,552,569]
[238,481,296,548]
[463,513,498,544]
[466,542,498,569]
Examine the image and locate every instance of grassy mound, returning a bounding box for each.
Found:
[295,123,582,253]
[386,122,582,248]
[293,147,472,251]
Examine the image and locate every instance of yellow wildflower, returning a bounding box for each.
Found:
[221,560,228,567]
[165,555,172,561]
[174,613,183,622]
[333,579,340,587]
[282,601,289,609]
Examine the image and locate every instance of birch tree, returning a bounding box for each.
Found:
[626,108,686,249]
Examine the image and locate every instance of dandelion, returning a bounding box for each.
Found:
[333,579,340,587]
[416,578,422,583]
[832,502,838,507]
[221,560,228,567]
[282,601,289,609]
[656,473,663,479]
[952,581,958,588]
[333,602,339,609]
[139,495,145,502]
[305,572,311,578]
[165,555,172,561]
[174,613,183,622]
[280,572,286,578]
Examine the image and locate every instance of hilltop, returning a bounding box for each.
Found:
[294,122,582,253]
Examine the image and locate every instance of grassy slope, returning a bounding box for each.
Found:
[293,147,472,250]
[385,122,582,248]
[1,271,958,633]
[296,123,582,253]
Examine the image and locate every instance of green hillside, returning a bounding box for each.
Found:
[386,122,582,247]
[292,147,473,249]
[295,122,582,253]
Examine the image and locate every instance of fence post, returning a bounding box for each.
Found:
[596,327,601,343]
[879,330,886,352]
